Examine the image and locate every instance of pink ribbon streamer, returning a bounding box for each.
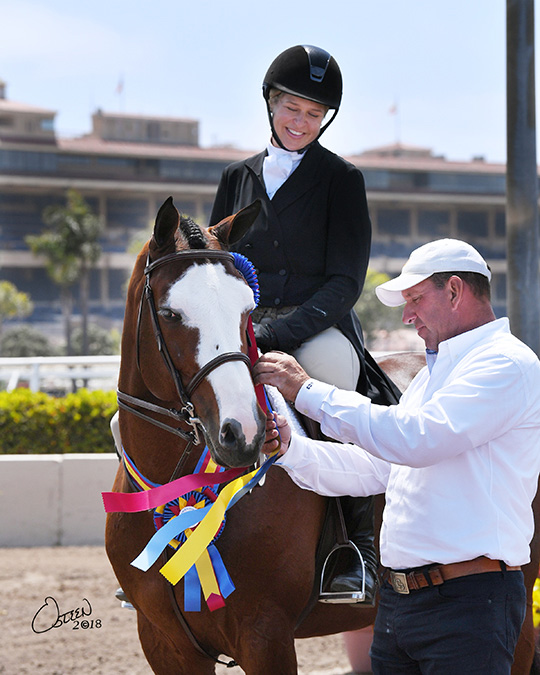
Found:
[102,465,246,513]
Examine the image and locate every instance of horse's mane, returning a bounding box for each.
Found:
[179,215,207,249]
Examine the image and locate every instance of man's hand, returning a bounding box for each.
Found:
[253,351,310,403]
[263,412,291,456]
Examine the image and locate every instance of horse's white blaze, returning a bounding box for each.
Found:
[165,263,260,444]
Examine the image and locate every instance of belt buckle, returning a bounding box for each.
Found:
[390,571,410,594]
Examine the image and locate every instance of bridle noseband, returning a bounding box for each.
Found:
[117,248,253,456]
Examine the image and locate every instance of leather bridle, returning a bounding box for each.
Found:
[116,248,253,463]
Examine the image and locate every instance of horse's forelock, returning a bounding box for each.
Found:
[179,215,207,250]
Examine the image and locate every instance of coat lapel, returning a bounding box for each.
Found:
[243,151,272,206]
[243,144,327,217]
[245,151,266,181]
[270,143,325,214]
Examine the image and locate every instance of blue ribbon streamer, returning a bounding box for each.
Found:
[184,564,202,611]
[227,452,280,512]
[208,544,235,599]
[132,504,212,571]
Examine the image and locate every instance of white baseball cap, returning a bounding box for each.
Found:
[375,238,492,307]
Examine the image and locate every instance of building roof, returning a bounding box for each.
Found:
[93,108,199,124]
[58,134,255,161]
[348,142,504,175]
[0,99,56,116]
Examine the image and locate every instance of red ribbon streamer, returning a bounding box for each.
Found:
[247,316,267,413]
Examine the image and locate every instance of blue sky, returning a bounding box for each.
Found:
[0,0,530,163]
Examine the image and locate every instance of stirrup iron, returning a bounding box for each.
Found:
[318,540,366,604]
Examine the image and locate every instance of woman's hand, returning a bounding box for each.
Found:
[263,411,291,457]
[252,322,278,353]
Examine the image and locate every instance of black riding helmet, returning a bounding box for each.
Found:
[262,45,343,152]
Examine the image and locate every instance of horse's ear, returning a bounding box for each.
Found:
[208,200,261,247]
[152,197,179,248]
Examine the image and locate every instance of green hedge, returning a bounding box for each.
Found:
[0,388,118,454]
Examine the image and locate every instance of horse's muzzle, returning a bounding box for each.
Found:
[213,417,265,468]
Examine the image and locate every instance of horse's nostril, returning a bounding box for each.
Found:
[221,423,234,445]
[220,419,244,448]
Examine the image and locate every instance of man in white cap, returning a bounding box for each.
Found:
[253,238,540,674]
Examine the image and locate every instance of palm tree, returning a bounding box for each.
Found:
[26,190,102,355]
[0,281,33,352]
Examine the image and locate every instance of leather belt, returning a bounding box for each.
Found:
[387,557,521,594]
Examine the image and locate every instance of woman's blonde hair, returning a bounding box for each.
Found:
[267,88,329,116]
[268,88,284,111]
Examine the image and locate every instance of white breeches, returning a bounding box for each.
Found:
[291,326,360,391]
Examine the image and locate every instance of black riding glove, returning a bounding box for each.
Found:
[252,322,278,353]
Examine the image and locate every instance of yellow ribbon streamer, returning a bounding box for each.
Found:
[159,466,259,585]
[125,458,150,491]
[195,547,221,600]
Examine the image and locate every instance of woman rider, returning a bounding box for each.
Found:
[210,44,400,604]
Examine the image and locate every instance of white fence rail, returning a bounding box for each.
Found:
[0,353,399,394]
[0,355,120,392]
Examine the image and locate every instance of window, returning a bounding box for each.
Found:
[363,170,390,190]
[418,209,450,237]
[377,208,411,236]
[495,211,506,238]
[0,150,57,172]
[159,159,227,183]
[147,122,160,140]
[492,273,507,301]
[388,172,428,190]
[40,118,55,132]
[175,201,197,217]
[457,210,488,238]
[429,173,505,194]
[107,198,149,229]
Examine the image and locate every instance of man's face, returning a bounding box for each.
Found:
[401,278,456,351]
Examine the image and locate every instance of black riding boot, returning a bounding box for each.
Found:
[329,495,378,605]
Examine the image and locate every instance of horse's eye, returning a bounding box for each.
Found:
[159,308,182,322]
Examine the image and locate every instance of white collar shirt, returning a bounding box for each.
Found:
[262,143,303,199]
[278,318,540,568]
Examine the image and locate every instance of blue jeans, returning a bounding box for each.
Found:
[370,571,526,674]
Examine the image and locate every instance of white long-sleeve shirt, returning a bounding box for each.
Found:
[277,318,540,569]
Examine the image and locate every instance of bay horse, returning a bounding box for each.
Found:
[105,197,540,674]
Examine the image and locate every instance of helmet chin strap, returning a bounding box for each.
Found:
[265,102,339,154]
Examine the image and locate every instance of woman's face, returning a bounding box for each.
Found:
[271,93,327,152]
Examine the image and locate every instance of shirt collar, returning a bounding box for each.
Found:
[438,317,510,364]
[265,142,303,165]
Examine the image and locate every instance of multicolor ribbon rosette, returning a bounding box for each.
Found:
[103,444,278,611]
